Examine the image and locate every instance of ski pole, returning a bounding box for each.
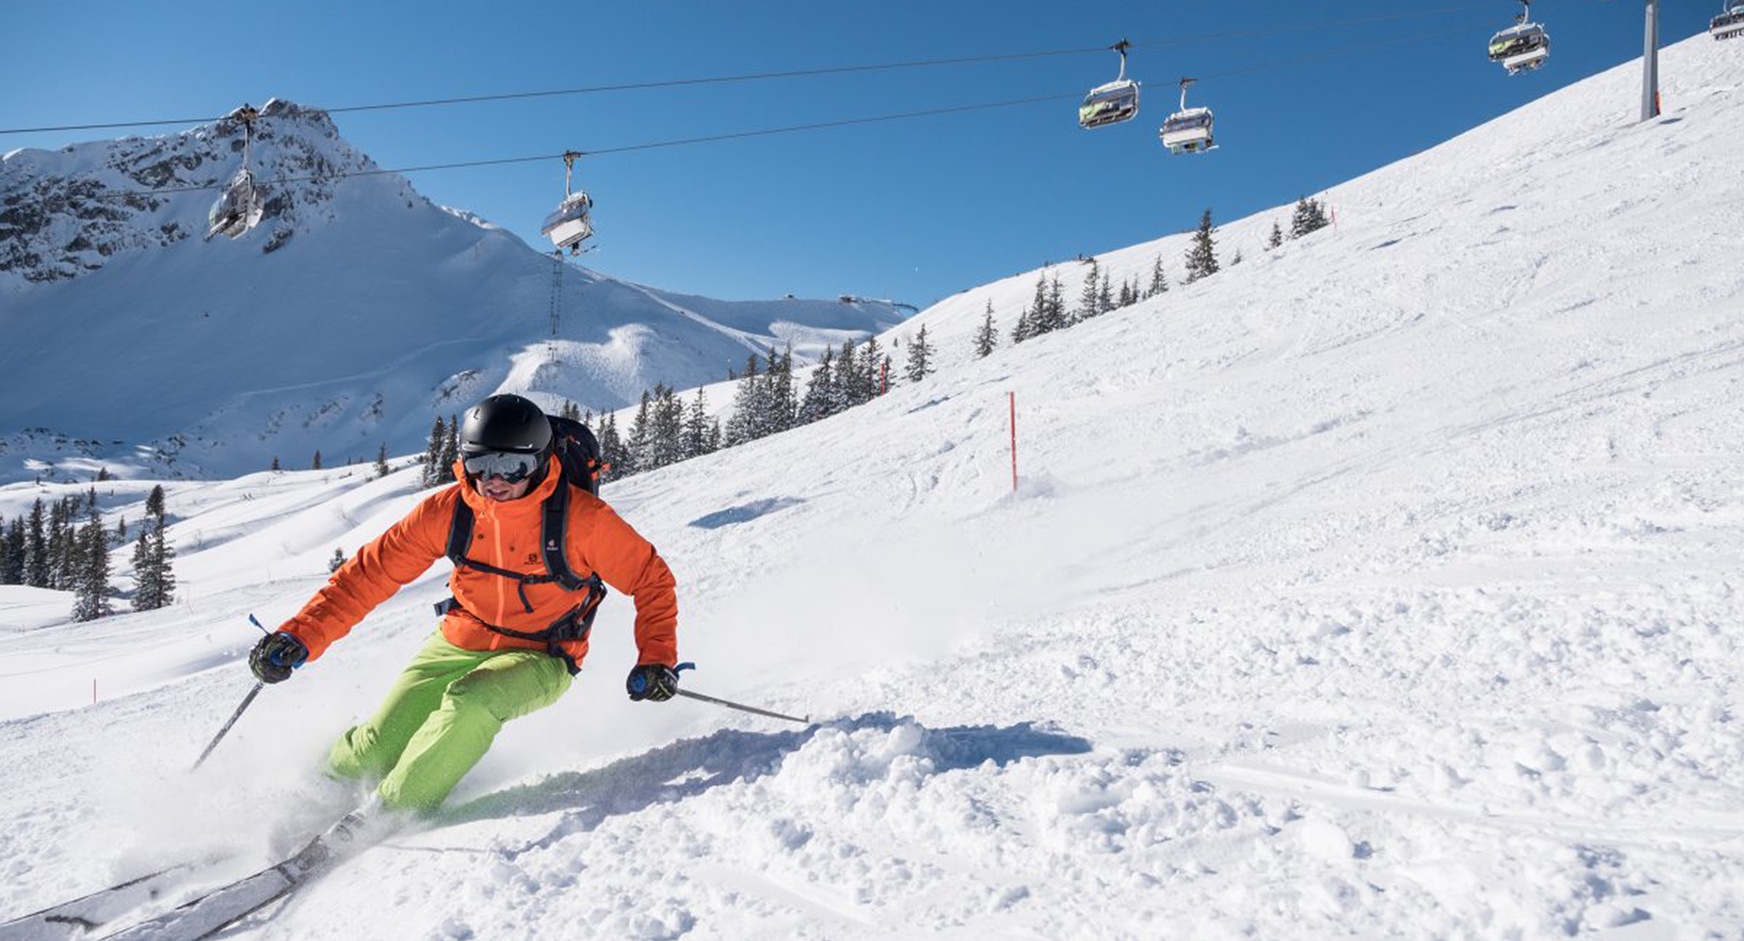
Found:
[671,663,809,724]
[192,680,264,770]
[675,688,810,725]
[191,614,270,770]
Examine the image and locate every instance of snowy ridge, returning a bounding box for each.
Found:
[0,34,1742,941]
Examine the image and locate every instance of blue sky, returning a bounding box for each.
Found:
[3,1,1718,307]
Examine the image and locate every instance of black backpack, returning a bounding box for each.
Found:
[438,415,610,672]
[546,414,606,498]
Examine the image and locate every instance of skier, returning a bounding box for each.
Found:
[249,393,681,842]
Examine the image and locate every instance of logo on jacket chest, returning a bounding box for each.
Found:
[471,531,541,569]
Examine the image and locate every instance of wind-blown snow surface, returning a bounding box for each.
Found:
[3,37,1743,940]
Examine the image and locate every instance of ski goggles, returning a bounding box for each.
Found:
[462,450,542,483]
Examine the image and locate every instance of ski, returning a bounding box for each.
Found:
[0,866,191,941]
[92,802,404,941]
[94,837,336,941]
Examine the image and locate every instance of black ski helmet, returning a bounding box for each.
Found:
[460,393,552,469]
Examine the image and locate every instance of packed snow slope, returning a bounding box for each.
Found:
[3,36,1743,941]
[0,100,905,485]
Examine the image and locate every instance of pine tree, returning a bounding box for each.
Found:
[24,499,48,588]
[71,502,112,622]
[1077,260,1102,322]
[652,384,687,469]
[1290,196,1329,238]
[842,342,868,404]
[374,443,390,479]
[1097,276,1114,314]
[1024,275,1050,336]
[627,390,655,470]
[131,485,176,611]
[1267,220,1284,250]
[682,387,715,459]
[47,498,73,590]
[765,348,798,434]
[799,347,835,424]
[798,348,834,424]
[421,417,446,487]
[1011,285,1038,344]
[439,416,460,483]
[974,301,997,358]
[130,529,173,612]
[831,341,858,413]
[328,547,346,573]
[271,456,281,471]
[1046,275,1068,333]
[1184,208,1220,283]
[0,518,14,586]
[311,451,323,470]
[129,533,155,608]
[723,354,763,447]
[60,495,90,590]
[1,517,22,584]
[904,325,935,382]
[596,412,629,482]
[1147,255,1169,297]
[860,335,886,400]
[1230,248,1244,266]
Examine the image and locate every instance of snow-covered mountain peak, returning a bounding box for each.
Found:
[0,101,907,482]
[0,97,395,286]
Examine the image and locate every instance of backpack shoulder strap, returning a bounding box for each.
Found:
[445,491,476,570]
[540,479,594,592]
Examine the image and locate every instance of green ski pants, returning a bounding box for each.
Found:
[326,630,572,812]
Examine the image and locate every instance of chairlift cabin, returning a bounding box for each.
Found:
[1712,0,1744,40]
[204,105,265,241]
[1488,2,1549,74]
[541,152,596,255]
[1078,40,1139,129]
[205,168,264,240]
[1158,78,1215,154]
[542,192,595,252]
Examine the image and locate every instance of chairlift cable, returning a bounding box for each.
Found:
[49,16,1523,203]
[92,91,1082,198]
[82,15,1488,202]
[0,5,1495,137]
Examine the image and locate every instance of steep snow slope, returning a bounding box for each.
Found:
[0,35,1741,941]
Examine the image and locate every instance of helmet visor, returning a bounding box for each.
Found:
[463,450,541,483]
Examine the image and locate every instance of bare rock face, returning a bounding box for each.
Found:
[0,100,374,284]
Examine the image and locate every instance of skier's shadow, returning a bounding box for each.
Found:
[443,711,1090,854]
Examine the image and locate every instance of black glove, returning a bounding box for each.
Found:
[249,631,308,684]
[626,663,678,702]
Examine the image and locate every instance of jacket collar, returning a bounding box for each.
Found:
[453,455,563,518]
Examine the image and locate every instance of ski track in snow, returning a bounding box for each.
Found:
[3,34,1744,941]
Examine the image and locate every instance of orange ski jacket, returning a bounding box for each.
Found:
[278,456,678,670]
